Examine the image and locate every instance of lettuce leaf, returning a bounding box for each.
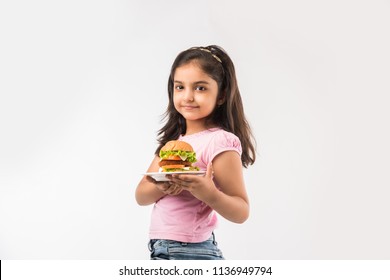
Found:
[159,150,197,163]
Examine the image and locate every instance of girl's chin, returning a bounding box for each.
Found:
[180,113,206,120]
[179,110,211,119]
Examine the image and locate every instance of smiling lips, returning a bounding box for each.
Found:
[182,105,198,110]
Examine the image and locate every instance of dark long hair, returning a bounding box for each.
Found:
[155,45,256,167]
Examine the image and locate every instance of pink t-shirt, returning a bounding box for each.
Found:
[149,128,242,242]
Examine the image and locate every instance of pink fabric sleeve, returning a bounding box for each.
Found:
[206,131,242,164]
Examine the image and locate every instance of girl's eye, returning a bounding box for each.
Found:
[196,86,206,91]
[175,85,184,90]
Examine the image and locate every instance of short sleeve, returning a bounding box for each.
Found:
[207,130,242,163]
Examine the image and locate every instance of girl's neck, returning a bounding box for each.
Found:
[184,120,217,136]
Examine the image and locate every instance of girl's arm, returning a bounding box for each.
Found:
[170,151,250,223]
[208,151,249,223]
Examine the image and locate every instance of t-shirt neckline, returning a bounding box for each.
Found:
[180,127,221,139]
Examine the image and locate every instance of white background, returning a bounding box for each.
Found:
[1,0,389,259]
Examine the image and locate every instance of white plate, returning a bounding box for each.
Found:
[143,171,206,182]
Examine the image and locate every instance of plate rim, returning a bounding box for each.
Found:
[142,170,206,182]
[142,170,206,176]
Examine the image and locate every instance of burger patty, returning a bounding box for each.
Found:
[159,160,192,167]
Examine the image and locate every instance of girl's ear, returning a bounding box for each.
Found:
[217,92,226,106]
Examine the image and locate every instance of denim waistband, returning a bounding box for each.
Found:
[149,232,217,250]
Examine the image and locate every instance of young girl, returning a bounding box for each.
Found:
[135,45,256,260]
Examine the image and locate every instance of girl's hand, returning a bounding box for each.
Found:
[169,163,218,202]
[146,175,183,196]
[157,181,183,196]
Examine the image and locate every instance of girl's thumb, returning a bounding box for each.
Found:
[206,162,214,178]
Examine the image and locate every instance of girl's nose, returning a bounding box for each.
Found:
[184,89,194,102]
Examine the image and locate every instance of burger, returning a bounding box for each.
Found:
[159,140,199,172]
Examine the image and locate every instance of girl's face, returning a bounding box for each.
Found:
[173,61,219,129]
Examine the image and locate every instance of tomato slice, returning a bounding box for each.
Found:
[162,164,185,169]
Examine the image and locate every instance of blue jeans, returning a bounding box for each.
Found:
[148,233,224,260]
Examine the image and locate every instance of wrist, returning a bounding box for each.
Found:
[204,184,221,207]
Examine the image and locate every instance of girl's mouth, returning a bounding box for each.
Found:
[182,105,198,110]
